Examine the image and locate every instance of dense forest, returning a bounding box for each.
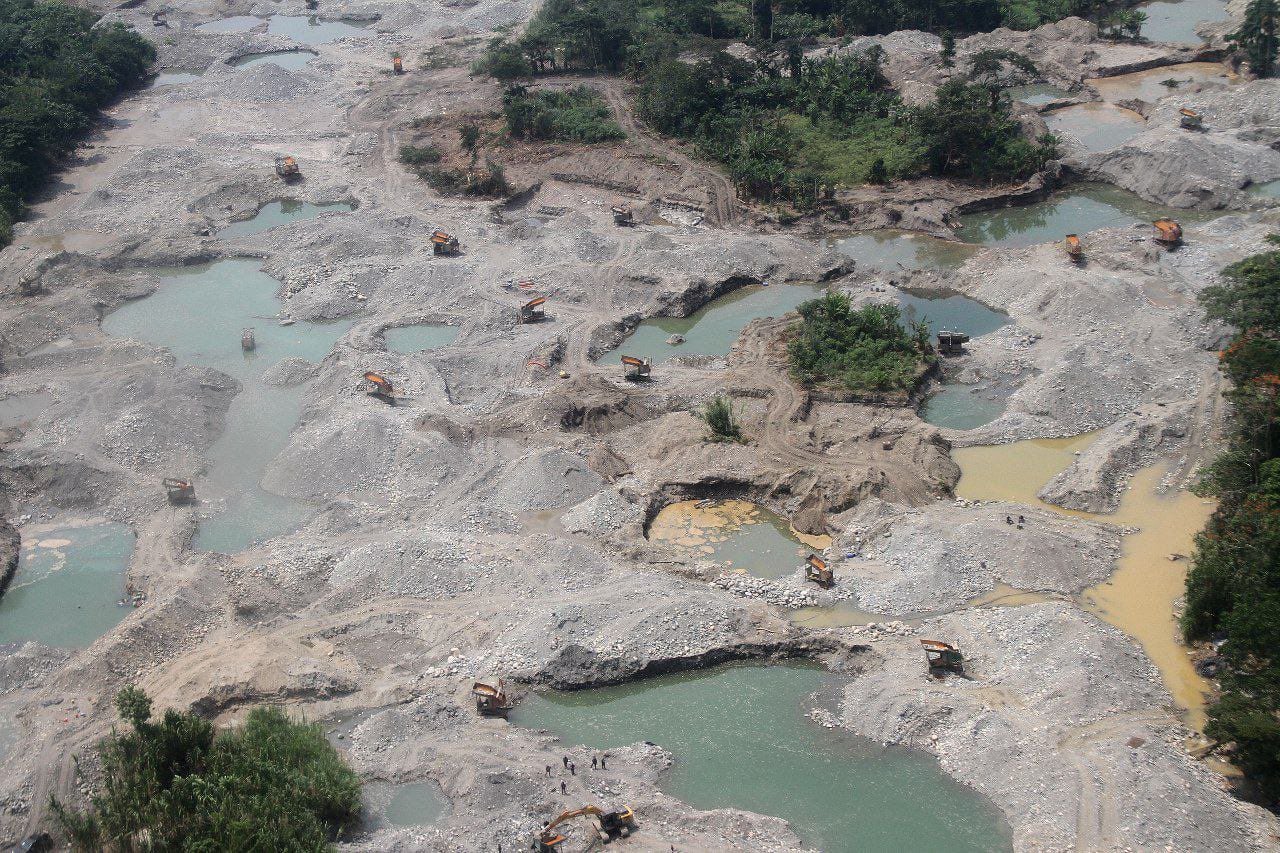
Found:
[476,0,1057,206]
[0,0,154,246]
[1183,238,1280,798]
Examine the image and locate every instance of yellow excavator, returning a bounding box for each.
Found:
[535,805,638,850]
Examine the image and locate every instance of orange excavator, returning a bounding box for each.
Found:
[1065,233,1082,263]
[392,53,404,74]
[163,477,195,504]
[535,805,638,850]
[275,155,300,181]
[363,371,396,404]
[921,639,964,675]
[1153,218,1183,247]
[620,355,651,381]
[519,296,547,324]
[804,554,833,588]
[1179,107,1203,130]
[430,230,460,255]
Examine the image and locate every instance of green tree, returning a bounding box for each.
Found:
[53,688,361,851]
[1231,0,1280,77]
[940,30,955,67]
[459,122,482,171]
[787,292,930,392]
[700,394,743,441]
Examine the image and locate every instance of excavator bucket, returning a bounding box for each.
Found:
[472,676,514,716]
[805,554,833,588]
[1153,218,1183,246]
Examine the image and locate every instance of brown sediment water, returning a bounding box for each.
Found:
[953,435,1213,729]
[648,499,831,578]
[1089,62,1235,104]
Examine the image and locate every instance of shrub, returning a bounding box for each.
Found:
[52,688,361,851]
[787,292,931,392]
[701,394,743,442]
[503,86,625,143]
[399,144,442,165]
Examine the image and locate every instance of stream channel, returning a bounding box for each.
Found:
[103,258,353,553]
[513,663,1011,852]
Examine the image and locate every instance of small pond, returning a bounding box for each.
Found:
[828,230,976,273]
[511,664,1011,853]
[268,15,367,44]
[1009,83,1072,106]
[647,500,828,579]
[384,325,460,353]
[1090,62,1232,103]
[102,259,353,553]
[897,289,1009,338]
[919,384,1009,431]
[228,50,318,71]
[150,71,202,87]
[599,282,819,365]
[0,522,135,648]
[956,183,1197,248]
[363,780,448,830]
[1045,103,1146,152]
[1137,0,1230,45]
[217,200,354,239]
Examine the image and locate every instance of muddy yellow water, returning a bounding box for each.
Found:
[648,499,830,579]
[953,435,1213,729]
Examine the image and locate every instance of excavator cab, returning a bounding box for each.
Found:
[1065,233,1082,263]
[1179,107,1203,131]
[936,330,969,356]
[275,155,300,181]
[430,230,460,255]
[536,805,637,850]
[1153,218,1183,247]
[363,371,396,405]
[620,355,651,382]
[472,677,514,717]
[611,205,634,226]
[392,54,404,74]
[921,639,964,675]
[804,554,833,588]
[519,296,547,324]
[163,477,195,504]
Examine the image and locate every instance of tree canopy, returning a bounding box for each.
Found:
[0,0,155,246]
[53,688,362,851]
[1183,237,1280,798]
[786,292,932,392]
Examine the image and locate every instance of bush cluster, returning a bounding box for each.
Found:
[787,292,932,392]
[53,688,361,851]
[502,85,625,143]
[1182,237,1280,798]
[0,0,155,246]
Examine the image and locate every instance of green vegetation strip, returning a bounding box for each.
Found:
[54,688,361,851]
[0,0,155,246]
[1183,237,1280,798]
